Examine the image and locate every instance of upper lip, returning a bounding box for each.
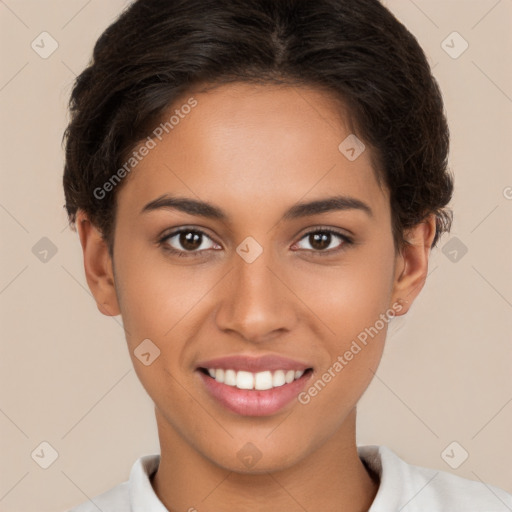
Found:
[196,354,313,373]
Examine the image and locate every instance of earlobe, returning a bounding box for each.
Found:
[76,210,120,317]
[391,214,437,316]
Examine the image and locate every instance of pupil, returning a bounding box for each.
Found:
[311,232,330,250]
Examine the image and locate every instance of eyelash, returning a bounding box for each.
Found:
[157,227,354,258]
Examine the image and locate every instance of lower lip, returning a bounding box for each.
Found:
[197,369,312,416]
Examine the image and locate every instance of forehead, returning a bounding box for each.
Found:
[116,82,389,224]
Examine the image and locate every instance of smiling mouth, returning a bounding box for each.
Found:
[198,367,314,391]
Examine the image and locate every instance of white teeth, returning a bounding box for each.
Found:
[255,371,273,390]
[272,370,286,387]
[206,368,307,390]
[285,370,295,384]
[224,369,237,386]
[236,371,254,390]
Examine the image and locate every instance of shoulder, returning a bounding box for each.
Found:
[358,445,512,512]
[67,481,130,512]
[67,454,162,512]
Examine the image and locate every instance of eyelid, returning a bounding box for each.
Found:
[298,225,353,240]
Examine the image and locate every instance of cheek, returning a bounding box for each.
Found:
[289,237,395,402]
[294,259,393,424]
[292,245,395,336]
[114,247,205,346]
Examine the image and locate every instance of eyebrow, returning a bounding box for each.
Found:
[141,194,373,220]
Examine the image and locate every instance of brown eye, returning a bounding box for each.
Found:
[160,228,218,256]
[294,229,352,254]
[179,231,203,251]
[309,232,332,250]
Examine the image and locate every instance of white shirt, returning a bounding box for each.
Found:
[68,445,512,511]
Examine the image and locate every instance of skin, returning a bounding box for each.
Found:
[76,82,436,512]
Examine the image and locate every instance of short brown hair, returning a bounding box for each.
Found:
[63,0,453,254]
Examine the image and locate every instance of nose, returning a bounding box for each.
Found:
[214,242,298,343]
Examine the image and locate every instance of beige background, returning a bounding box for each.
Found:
[0,1,511,511]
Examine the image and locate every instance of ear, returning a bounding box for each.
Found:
[391,214,437,316]
[76,210,120,317]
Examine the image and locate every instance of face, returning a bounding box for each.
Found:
[79,82,433,474]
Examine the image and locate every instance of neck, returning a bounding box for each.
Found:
[151,407,379,512]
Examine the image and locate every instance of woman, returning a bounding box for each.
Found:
[63,0,512,510]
